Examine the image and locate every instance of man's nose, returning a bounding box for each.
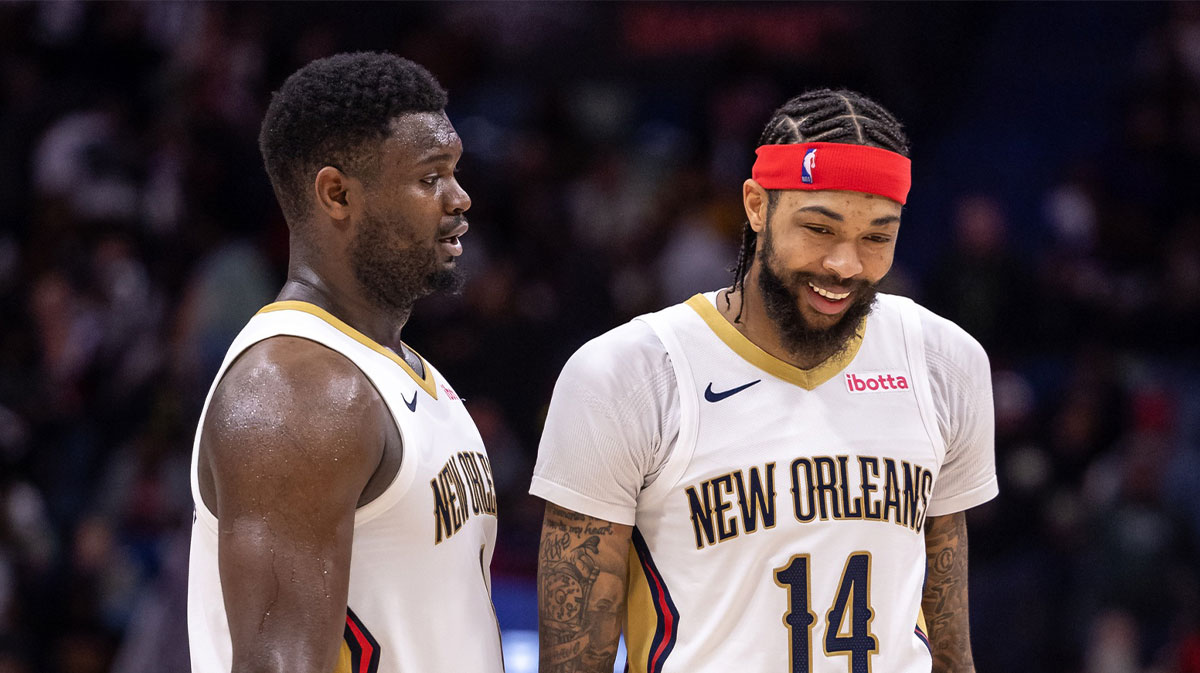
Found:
[822,241,863,280]
[447,178,471,215]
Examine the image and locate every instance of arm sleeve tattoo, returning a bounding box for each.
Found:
[921,511,976,673]
[538,503,633,673]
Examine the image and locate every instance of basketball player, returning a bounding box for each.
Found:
[187,53,503,673]
[532,89,997,673]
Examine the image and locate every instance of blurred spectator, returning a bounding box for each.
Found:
[928,194,1034,358]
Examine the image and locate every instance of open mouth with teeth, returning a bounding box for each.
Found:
[436,233,464,258]
[436,221,468,257]
[809,282,850,300]
[805,281,853,315]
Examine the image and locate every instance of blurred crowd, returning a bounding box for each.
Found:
[0,2,1197,672]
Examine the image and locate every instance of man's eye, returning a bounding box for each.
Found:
[866,235,892,243]
[804,225,832,235]
[421,176,439,185]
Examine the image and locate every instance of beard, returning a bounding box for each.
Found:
[756,225,877,363]
[350,210,464,314]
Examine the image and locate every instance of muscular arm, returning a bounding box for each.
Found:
[200,338,388,673]
[921,511,976,673]
[537,503,633,673]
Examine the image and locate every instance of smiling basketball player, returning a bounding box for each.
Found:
[531,89,997,673]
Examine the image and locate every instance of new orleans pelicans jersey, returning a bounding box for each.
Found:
[531,291,998,673]
[189,301,504,673]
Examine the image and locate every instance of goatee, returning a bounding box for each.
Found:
[350,212,464,315]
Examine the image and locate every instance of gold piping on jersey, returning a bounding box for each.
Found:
[625,543,655,673]
[685,294,865,391]
[915,607,931,654]
[335,642,352,673]
[257,300,438,400]
[625,528,680,673]
[335,607,381,673]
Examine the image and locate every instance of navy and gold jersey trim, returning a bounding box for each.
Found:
[915,608,931,655]
[626,528,679,673]
[684,294,865,391]
[257,300,438,399]
[335,607,381,673]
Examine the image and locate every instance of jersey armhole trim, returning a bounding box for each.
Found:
[634,311,700,505]
[191,331,280,533]
[191,329,415,532]
[347,355,414,527]
[896,297,947,467]
[257,331,417,525]
[259,301,438,400]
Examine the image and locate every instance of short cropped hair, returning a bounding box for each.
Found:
[258,52,448,224]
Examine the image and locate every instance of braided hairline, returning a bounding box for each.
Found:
[727,89,910,320]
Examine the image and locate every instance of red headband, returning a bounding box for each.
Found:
[752,142,912,205]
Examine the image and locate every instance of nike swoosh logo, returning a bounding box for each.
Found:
[704,379,761,402]
[401,391,418,412]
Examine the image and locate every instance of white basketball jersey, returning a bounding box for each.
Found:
[188,301,504,673]
[624,292,944,673]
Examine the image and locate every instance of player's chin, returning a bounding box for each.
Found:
[432,248,463,271]
[426,266,466,295]
[804,313,844,334]
[797,297,848,325]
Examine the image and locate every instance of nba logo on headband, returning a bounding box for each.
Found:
[753,143,912,204]
[802,148,816,184]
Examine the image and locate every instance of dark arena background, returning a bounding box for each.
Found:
[1,2,1199,672]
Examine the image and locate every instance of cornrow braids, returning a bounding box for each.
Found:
[726,88,910,320]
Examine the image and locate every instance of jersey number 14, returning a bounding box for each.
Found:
[774,553,877,673]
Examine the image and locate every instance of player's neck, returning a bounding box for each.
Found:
[719,284,839,371]
[277,262,412,354]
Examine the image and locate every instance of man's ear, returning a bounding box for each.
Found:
[743,179,769,234]
[313,166,358,222]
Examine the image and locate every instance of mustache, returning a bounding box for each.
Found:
[786,271,875,293]
[437,215,468,238]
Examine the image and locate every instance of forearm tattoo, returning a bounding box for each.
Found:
[922,512,976,673]
[538,504,629,673]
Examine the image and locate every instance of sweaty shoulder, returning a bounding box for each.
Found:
[211,335,387,431]
[199,336,389,518]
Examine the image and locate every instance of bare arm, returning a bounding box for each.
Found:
[921,511,976,673]
[537,502,633,673]
[200,338,387,673]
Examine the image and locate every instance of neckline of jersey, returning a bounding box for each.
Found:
[685,293,865,391]
[257,300,439,400]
